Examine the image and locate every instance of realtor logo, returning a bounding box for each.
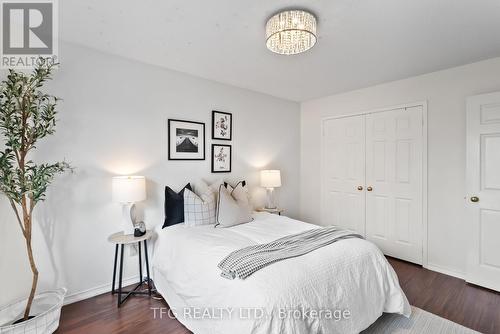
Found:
[1,0,58,68]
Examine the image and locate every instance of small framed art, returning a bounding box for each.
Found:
[212,110,232,141]
[211,144,232,173]
[168,119,205,160]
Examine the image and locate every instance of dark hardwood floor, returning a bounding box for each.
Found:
[57,258,500,334]
[389,258,500,334]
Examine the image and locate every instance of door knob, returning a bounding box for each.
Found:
[357,186,363,191]
[367,186,373,192]
[470,196,479,203]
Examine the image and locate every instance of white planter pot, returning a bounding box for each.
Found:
[0,288,66,334]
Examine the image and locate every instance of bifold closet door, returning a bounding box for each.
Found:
[365,107,423,264]
[322,115,366,235]
[466,92,500,292]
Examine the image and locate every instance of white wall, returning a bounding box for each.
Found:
[301,57,500,278]
[0,43,300,306]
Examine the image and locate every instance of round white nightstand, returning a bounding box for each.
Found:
[256,207,284,215]
[108,230,153,307]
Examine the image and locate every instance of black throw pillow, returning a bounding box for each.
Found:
[163,183,192,228]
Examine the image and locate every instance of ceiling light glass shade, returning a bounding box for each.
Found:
[266,10,317,55]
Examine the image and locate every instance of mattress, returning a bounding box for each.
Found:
[151,212,410,334]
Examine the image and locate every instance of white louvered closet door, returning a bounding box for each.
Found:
[365,107,423,264]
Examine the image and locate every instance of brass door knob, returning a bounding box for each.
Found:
[357,186,363,191]
[367,186,373,192]
[470,196,479,203]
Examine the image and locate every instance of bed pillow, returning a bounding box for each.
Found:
[223,181,250,203]
[193,179,224,203]
[183,182,217,226]
[163,183,192,228]
[216,184,253,228]
[223,180,247,188]
[230,181,250,205]
[223,181,234,192]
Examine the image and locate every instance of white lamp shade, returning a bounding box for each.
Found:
[260,170,281,188]
[112,176,146,203]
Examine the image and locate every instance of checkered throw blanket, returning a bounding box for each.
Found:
[218,227,363,280]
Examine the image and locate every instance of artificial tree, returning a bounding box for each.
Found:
[0,61,71,321]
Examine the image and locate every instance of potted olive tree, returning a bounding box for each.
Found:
[0,61,71,333]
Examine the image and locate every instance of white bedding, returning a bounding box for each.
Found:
[152,212,411,334]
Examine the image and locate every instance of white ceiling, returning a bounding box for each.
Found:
[60,0,500,102]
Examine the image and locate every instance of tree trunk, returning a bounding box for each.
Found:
[23,223,38,320]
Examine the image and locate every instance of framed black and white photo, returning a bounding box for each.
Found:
[212,110,232,141]
[168,119,205,160]
[211,144,231,173]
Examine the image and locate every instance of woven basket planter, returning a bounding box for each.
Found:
[0,288,66,334]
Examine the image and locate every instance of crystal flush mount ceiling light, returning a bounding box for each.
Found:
[265,9,317,55]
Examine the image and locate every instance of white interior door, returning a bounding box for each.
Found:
[365,107,423,264]
[322,115,366,235]
[466,92,500,292]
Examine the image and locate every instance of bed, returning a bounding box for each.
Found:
[152,212,410,334]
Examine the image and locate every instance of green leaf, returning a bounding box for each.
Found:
[0,59,71,206]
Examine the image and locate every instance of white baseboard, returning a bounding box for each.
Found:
[425,262,466,280]
[63,275,140,305]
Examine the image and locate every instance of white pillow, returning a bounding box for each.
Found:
[193,179,225,204]
[183,181,217,226]
[193,178,223,195]
[216,184,253,228]
[230,181,250,206]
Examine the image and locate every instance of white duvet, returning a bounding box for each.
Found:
[152,213,410,334]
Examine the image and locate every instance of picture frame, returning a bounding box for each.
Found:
[211,144,232,173]
[212,110,232,141]
[168,119,205,160]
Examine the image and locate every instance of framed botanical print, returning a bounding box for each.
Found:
[211,144,231,173]
[212,110,232,141]
[168,119,205,160]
